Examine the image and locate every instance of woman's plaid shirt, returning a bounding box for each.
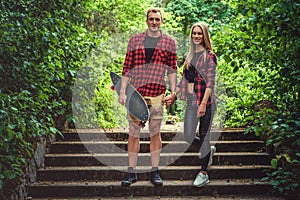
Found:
[179,50,217,106]
[122,30,177,97]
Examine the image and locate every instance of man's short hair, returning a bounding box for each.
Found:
[147,8,163,20]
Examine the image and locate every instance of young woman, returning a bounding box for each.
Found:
[176,22,217,187]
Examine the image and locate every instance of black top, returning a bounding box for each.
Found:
[144,35,160,64]
[185,51,203,83]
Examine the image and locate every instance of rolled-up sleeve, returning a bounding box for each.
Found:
[122,37,136,77]
[167,39,177,74]
[205,52,217,89]
[179,71,187,100]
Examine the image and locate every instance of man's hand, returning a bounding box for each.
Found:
[118,93,127,106]
[165,93,176,107]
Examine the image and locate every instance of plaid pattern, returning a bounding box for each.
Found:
[122,30,177,97]
[179,50,217,106]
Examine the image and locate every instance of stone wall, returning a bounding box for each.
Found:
[8,135,55,200]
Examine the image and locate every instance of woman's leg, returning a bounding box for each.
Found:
[199,105,215,171]
[184,104,198,144]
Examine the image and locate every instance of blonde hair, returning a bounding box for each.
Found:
[183,22,213,69]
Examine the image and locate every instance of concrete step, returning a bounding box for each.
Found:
[28,179,273,198]
[49,140,265,153]
[44,152,271,167]
[31,196,285,200]
[34,197,286,200]
[36,165,270,181]
[28,128,274,199]
[59,129,258,141]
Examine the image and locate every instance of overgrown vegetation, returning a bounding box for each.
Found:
[1,0,299,198]
[72,0,150,129]
[215,0,300,197]
[0,0,149,197]
[0,0,99,196]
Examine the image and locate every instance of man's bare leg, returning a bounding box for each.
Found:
[149,119,163,186]
[149,119,162,167]
[128,121,142,168]
[121,121,141,186]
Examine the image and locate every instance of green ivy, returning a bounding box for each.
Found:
[0,0,98,196]
[219,0,300,197]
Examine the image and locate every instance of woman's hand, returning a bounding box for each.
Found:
[197,103,207,117]
[165,93,176,107]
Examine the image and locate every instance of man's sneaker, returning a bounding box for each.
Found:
[193,172,209,187]
[121,167,137,187]
[150,167,163,186]
[208,146,216,166]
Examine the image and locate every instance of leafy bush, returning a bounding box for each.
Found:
[219,0,300,197]
[247,111,300,197]
[75,0,150,129]
[216,59,278,127]
[0,0,97,196]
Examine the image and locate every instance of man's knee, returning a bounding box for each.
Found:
[149,119,162,136]
[129,122,141,137]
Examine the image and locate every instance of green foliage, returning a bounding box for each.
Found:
[74,40,128,129]
[248,111,300,197]
[164,0,234,58]
[0,90,56,192]
[77,0,151,129]
[165,0,233,32]
[216,0,300,112]
[217,59,278,127]
[1,0,299,198]
[262,167,299,195]
[219,0,300,196]
[1,0,152,194]
[85,0,149,34]
[0,0,97,195]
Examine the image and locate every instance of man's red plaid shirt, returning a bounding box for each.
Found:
[122,30,177,97]
[178,50,217,106]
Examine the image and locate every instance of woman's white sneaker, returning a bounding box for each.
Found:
[193,172,209,187]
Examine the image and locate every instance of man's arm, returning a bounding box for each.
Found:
[118,76,130,105]
[165,72,177,107]
[168,72,177,94]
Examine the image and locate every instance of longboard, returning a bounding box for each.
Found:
[110,72,149,122]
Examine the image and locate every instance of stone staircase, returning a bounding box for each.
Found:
[27,127,275,199]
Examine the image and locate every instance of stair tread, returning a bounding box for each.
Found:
[63,128,246,133]
[30,179,269,186]
[38,165,270,171]
[31,197,285,200]
[45,152,269,157]
[52,140,264,144]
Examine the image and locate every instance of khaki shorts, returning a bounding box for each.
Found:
[127,94,164,123]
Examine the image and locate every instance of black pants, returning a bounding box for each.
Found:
[184,94,216,171]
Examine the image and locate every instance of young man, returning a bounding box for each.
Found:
[118,8,177,187]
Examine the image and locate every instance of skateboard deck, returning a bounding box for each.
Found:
[110,72,149,122]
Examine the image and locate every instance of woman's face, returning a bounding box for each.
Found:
[192,26,203,46]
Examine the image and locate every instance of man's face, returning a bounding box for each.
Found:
[146,11,162,33]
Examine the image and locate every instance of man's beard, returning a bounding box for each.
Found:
[149,26,159,33]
